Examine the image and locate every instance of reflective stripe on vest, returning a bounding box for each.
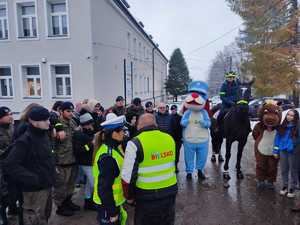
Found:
[93,144,125,206]
[135,130,177,190]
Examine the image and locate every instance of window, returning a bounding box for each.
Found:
[51,64,71,97]
[46,0,69,37]
[16,1,37,38]
[0,66,13,98]
[21,65,41,97]
[0,1,8,40]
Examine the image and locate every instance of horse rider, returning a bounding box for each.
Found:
[217,71,240,127]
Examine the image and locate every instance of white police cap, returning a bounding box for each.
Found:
[101,113,126,130]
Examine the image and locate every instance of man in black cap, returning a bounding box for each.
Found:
[54,101,79,216]
[170,105,183,173]
[0,106,15,221]
[4,106,55,225]
[111,96,126,116]
[125,98,145,138]
[145,101,154,114]
[0,107,13,156]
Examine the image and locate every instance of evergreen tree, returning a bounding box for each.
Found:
[225,0,300,99]
[166,48,191,101]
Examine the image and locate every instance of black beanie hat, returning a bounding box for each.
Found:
[61,101,74,111]
[28,106,50,121]
[0,107,11,119]
[132,97,141,106]
[116,96,124,102]
[145,101,153,108]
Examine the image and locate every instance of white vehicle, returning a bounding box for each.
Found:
[210,96,222,108]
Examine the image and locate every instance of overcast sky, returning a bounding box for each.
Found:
[127,0,243,81]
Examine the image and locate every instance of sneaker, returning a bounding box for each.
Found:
[186,173,192,180]
[280,187,288,196]
[256,181,265,189]
[265,181,275,190]
[287,189,295,198]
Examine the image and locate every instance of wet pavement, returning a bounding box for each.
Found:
[48,137,300,225]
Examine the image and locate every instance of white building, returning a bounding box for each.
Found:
[0,0,168,114]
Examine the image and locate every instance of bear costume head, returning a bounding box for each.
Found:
[184,81,209,112]
[258,99,282,129]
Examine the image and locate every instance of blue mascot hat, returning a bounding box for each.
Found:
[188,81,209,99]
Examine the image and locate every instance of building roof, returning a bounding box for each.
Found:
[113,0,168,62]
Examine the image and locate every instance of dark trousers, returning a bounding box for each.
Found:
[175,141,182,168]
[134,196,176,225]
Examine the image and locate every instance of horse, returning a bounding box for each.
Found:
[210,80,253,182]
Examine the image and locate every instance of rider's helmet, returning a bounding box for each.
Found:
[225,71,237,81]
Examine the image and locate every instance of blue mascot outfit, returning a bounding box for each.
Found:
[181,81,211,180]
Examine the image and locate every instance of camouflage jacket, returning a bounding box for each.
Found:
[0,124,13,157]
[54,118,77,165]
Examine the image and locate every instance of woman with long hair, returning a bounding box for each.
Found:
[274,109,299,198]
[93,113,127,225]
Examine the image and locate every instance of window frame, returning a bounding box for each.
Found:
[0,64,14,99]
[44,0,70,39]
[15,0,39,40]
[0,0,9,41]
[49,63,72,99]
[19,64,42,99]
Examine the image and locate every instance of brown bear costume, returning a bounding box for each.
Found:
[252,100,282,187]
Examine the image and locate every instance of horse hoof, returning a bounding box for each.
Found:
[223,182,230,188]
[237,171,244,179]
[223,171,231,180]
[218,155,224,163]
[211,155,216,163]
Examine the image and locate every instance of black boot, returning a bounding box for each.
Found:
[186,173,192,180]
[84,198,97,211]
[198,170,206,180]
[65,196,80,211]
[56,202,74,217]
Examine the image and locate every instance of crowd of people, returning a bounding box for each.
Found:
[0,96,183,225]
[1,72,300,225]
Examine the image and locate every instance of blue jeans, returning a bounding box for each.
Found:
[280,151,298,189]
[80,166,94,199]
[183,141,209,173]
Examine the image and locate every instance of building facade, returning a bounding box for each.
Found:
[0,0,168,114]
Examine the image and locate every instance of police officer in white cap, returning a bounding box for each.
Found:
[93,113,127,225]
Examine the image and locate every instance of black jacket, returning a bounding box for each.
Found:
[73,129,95,166]
[4,125,55,192]
[170,113,183,143]
[13,121,28,141]
[155,112,172,135]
